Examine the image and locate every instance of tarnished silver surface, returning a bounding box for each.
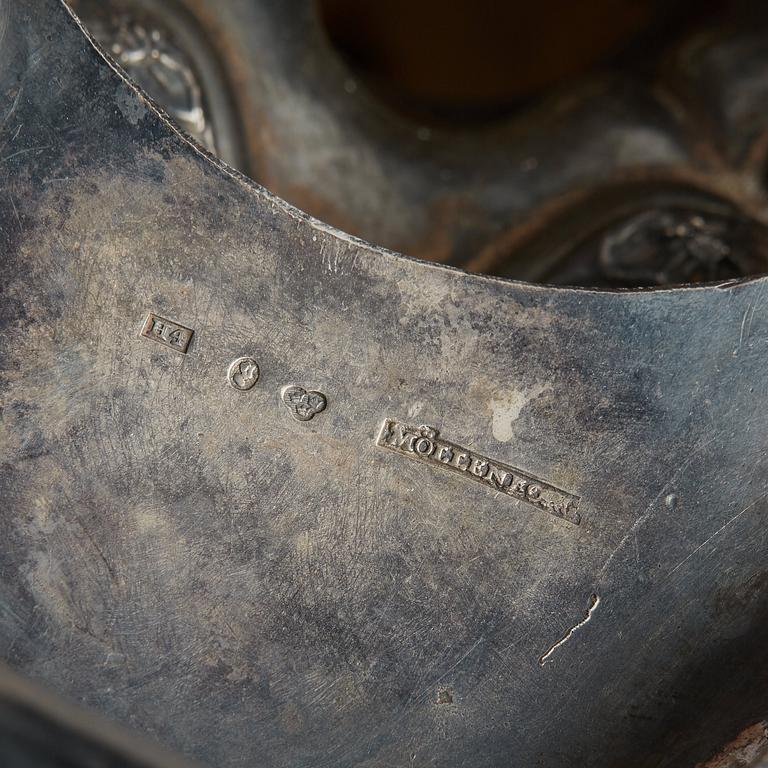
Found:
[2,2,768,767]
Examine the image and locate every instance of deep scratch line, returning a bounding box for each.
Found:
[539,594,600,666]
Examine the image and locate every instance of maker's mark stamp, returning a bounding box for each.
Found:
[376,419,581,525]
[140,313,194,354]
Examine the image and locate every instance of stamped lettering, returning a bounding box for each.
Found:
[140,313,194,353]
[376,419,581,525]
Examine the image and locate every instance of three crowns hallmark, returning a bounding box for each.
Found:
[376,419,581,525]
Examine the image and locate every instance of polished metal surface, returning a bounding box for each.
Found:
[2,1,768,767]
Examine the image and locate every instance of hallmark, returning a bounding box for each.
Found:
[282,385,327,421]
[228,357,260,390]
[140,313,194,354]
[376,419,581,525]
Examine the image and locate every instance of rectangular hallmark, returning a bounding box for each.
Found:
[140,313,194,354]
[376,419,581,525]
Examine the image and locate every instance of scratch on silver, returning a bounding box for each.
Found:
[539,594,600,666]
[376,419,581,525]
